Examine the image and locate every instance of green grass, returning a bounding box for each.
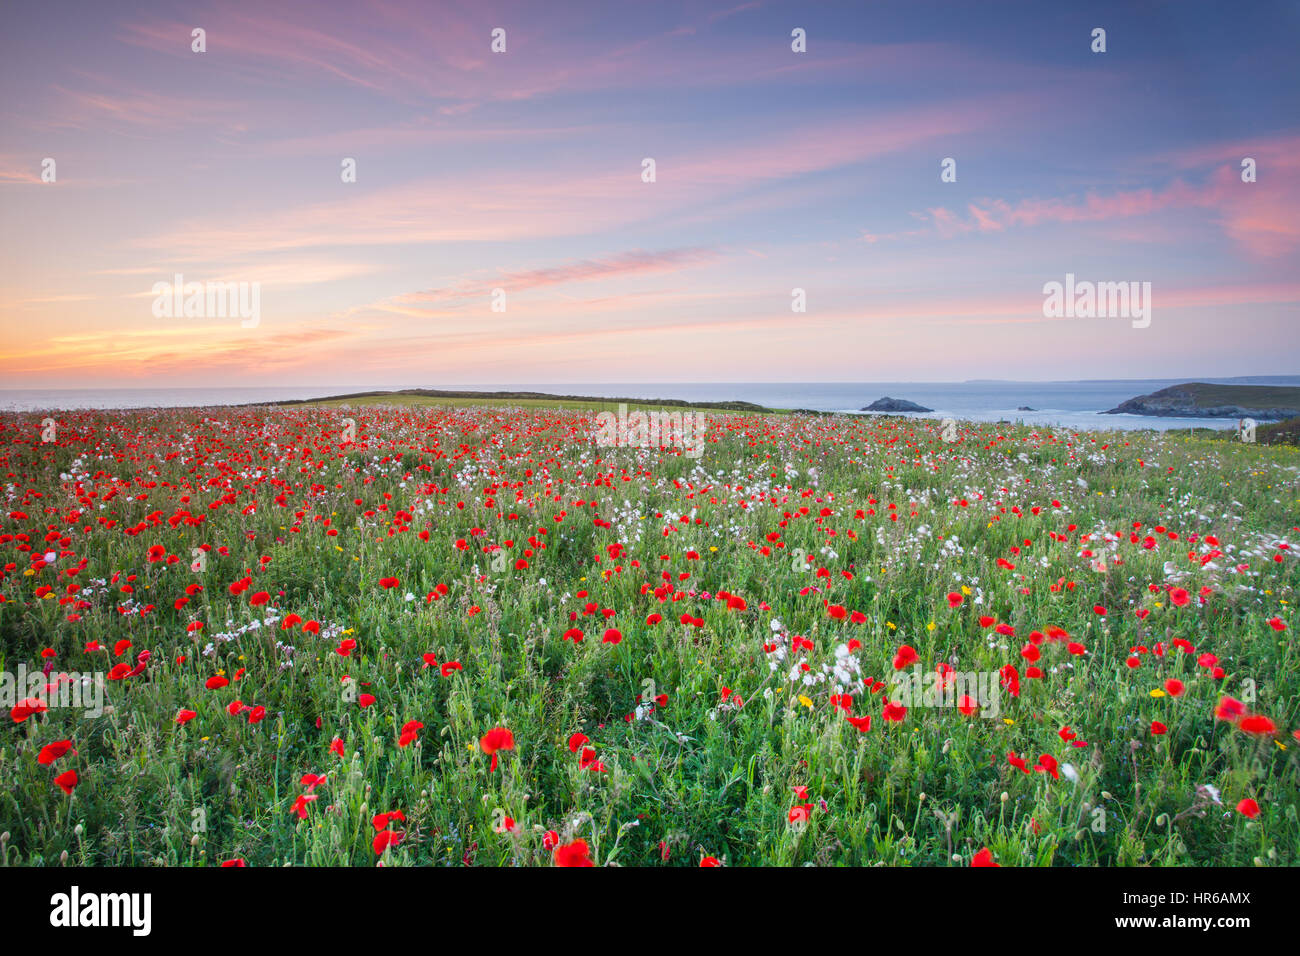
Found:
[274,387,771,414]
[1109,382,1300,416]
[1258,417,1300,446]
[1174,383,1300,409]
[0,406,1297,867]
[299,394,726,413]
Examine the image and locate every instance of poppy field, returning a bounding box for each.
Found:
[1,402,1298,868]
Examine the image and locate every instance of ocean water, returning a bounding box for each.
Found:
[2,378,1297,432]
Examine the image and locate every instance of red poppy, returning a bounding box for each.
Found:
[12,698,48,722]
[578,747,606,772]
[1238,715,1277,735]
[37,740,75,765]
[398,719,424,747]
[372,829,406,855]
[54,769,79,795]
[892,645,918,670]
[289,794,318,818]
[480,726,515,771]
[554,838,594,867]
[107,663,133,681]
[1215,697,1246,721]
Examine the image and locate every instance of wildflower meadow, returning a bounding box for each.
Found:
[2,402,1296,868]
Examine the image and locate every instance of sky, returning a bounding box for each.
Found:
[1,0,1298,388]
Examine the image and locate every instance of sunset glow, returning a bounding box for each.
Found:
[2,0,1298,386]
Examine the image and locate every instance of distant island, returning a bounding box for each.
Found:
[861,397,934,413]
[264,387,771,412]
[1103,383,1300,420]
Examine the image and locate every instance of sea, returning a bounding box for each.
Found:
[3,378,1298,432]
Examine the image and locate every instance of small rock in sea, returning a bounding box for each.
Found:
[861,396,934,413]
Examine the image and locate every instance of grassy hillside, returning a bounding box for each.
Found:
[1107,382,1300,418]
[1177,383,1300,409]
[269,388,772,414]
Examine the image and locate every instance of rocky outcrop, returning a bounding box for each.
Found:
[1103,383,1300,420]
[861,397,933,413]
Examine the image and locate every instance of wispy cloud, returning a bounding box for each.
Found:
[377,247,720,313]
[0,164,42,185]
[889,144,1300,257]
[135,98,1016,259]
[2,0,1297,386]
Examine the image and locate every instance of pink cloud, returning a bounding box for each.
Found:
[0,165,42,185]
[135,96,1020,260]
[384,248,720,310]
[909,149,1300,256]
